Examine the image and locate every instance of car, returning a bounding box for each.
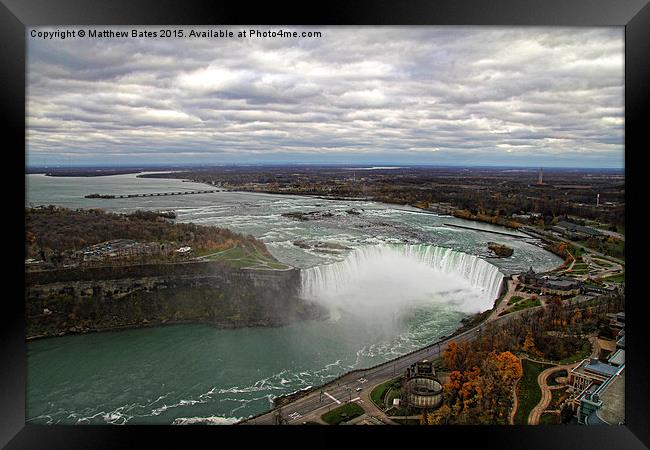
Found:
[356,387,362,392]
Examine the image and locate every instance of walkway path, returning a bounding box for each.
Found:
[509,377,520,425]
[488,277,518,321]
[528,362,579,425]
[359,383,399,425]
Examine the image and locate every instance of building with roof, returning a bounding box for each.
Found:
[607,312,625,331]
[577,367,625,425]
[518,267,582,296]
[569,358,619,394]
[540,278,582,296]
[552,221,603,240]
[607,349,625,368]
[520,267,538,285]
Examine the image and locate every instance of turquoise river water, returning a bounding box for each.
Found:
[25,172,562,424]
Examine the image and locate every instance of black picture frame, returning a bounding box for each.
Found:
[2,0,648,448]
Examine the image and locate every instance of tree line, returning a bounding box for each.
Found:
[25,206,272,264]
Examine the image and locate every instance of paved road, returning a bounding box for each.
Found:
[240,306,524,425]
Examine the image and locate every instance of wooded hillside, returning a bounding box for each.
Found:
[25,206,271,260]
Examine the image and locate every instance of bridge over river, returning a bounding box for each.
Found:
[85,190,218,199]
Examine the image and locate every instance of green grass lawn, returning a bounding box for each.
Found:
[514,359,550,425]
[199,245,290,270]
[570,262,589,270]
[601,272,625,283]
[591,258,614,269]
[370,377,401,408]
[501,298,541,316]
[575,239,624,260]
[385,388,402,409]
[321,402,365,425]
[555,341,591,365]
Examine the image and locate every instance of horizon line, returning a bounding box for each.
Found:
[25,162,625,171]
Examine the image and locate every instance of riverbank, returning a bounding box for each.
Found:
[26,261,327,340]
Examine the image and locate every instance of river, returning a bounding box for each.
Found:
[25,172,562,424]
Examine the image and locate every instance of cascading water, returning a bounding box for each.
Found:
[300,244,504,315]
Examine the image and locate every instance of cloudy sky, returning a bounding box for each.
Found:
[27,26,624,168]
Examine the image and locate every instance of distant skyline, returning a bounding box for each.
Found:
[27,26,624,168]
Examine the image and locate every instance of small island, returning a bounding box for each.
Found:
[85,193,116,199]
[487,242,514,257]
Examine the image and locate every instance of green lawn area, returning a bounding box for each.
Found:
[199,245,290,270]
[568,270,589,276]
[321,402,365,425]
[501,298,541,316]
[509,296,524,304]
[591,258,614,269]
[570,245,585,258]
[601,272,625,283]
[575,239,624,260]
[514,359,550,425]
[385,388,402,409]
[370,377,401,408]
[569,262,589,273]
[555,341,591,365]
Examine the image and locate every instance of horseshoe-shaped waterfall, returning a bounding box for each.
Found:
[300,244,504,314]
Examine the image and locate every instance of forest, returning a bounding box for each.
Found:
[25,206,271,266]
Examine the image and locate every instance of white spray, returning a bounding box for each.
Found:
[300,244,504,320]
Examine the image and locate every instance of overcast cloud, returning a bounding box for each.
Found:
[27,26,624,168]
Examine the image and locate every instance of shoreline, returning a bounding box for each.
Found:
[25,314,330,342]
[444,222,528,239]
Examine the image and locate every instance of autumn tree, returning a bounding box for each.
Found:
[443,341,480,372]
[522,331,542,357]
[426,404,452,425]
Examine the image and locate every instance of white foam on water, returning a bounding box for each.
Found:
[172,416,241,425]
[300,244,504,316]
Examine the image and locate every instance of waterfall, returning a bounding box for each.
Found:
[300,244,504,313]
